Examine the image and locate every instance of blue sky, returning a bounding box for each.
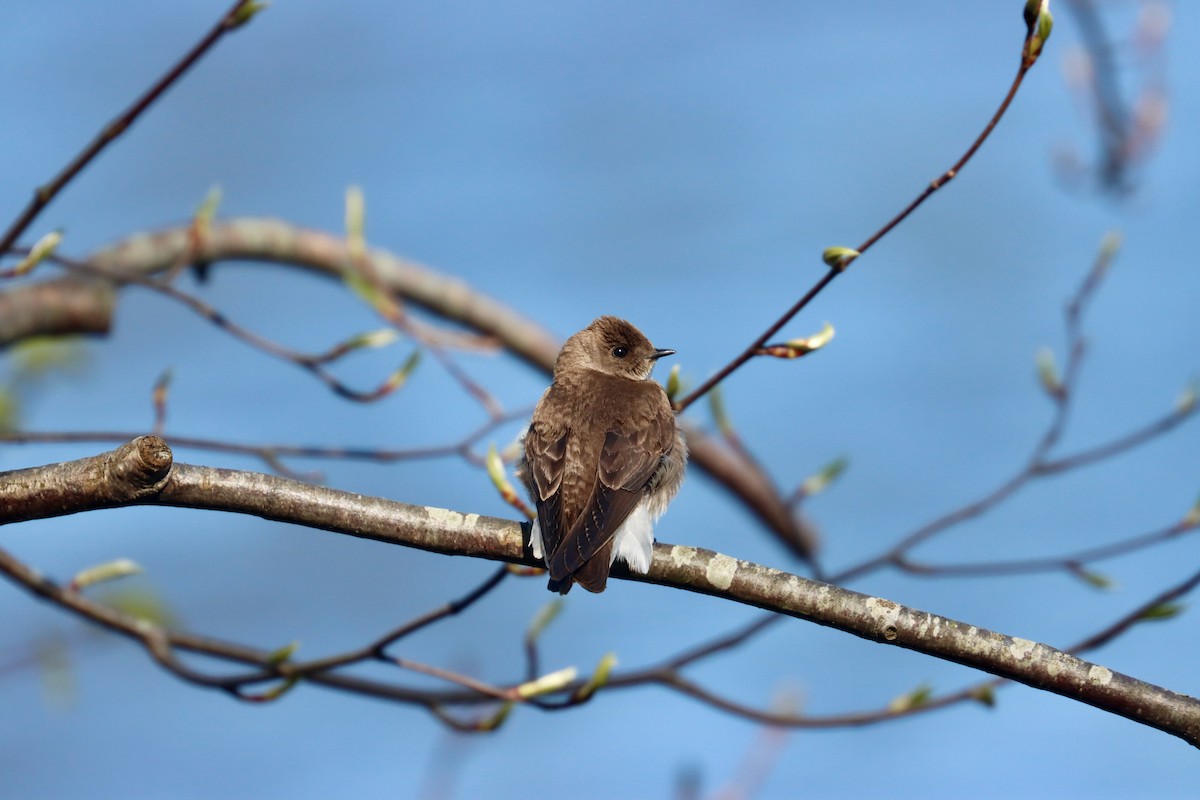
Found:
[2,2,1198,797]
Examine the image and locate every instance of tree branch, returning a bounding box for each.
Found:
[2,217,818,564]
[3,437,1198,747]
[0,0,262,258]
[671,10,1050,414]
[0,276,114,345]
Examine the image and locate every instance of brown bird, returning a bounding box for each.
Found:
[517,316,687,594]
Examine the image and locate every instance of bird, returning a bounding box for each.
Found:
[517,316,687,594]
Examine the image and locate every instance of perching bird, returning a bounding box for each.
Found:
[517,316,687,593]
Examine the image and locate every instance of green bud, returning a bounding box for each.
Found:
[351,329,399,350]
[801,456,849,498]
[821,246,860,270]
[345,186,366,260]
[525,599,565,645]
[12,229,63,276]
[785,321,836,354]
[344,271,381,307]
[1035,347,1063,399]
[1076,568,1116,591]
[969,685,996,708]
[708,385,733,438]
[1026,1,1054,60]
[0,388,18,433]
[251,676,299,702]
[888,683,933,713]
[486,443,507,490]
[98,587,177,628]
[1176,381,1198,415]
[475,701,514,731]
[227,1,268,30]
[573,652,618,702]
[383,350,422,392]
[516,666,577,699]
[1184,494,1200,528]
[69,558,143,591]
[1038,6,1054,42]
[1099,230,1122,262]
[266,641,300,666]
[13,336,85,374]
[1139,602,1184,622]
[665,363,683,403]
[194,185,222,225]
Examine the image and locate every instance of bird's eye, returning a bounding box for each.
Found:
[611,346,629,359]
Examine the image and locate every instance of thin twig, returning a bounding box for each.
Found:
[897,519,1196,579]
[294,566,509,674]
[0,0,260,259]
[0,409,529,476]
[673,18,1046,413]
[831,233,1195,585]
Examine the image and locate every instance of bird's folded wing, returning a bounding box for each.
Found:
[548,425,667,580]
[525,422,569,559]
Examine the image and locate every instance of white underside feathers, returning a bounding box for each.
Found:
[529,517,544,560]
[610,504,654,574]
[528,502,656,576]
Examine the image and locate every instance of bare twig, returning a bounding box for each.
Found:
[672,13,1049,413]
[0,408,529,477]
[897,518,1197,579]
[1059,0,1169,192]
[832,233,1194,584]
[61,253,419,403]
[293,566,509,675]
[0,0,262,259]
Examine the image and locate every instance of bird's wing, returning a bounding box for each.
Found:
[524,418,570,560]
[547,408,673,588]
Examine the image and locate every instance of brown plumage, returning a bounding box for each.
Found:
[517,316,686,593]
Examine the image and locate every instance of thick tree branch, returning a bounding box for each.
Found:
[0,434,172,519]
[0,276,114,345]
[3,437,1198,747]
[87,218,562,372]
[2,217,817,563]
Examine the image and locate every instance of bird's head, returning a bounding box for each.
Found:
[556,316,673,381]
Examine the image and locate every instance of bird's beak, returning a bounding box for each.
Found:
[651,348,675,360]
